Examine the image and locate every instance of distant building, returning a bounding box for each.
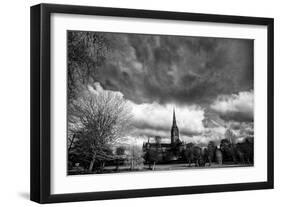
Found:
[142,109,184,163]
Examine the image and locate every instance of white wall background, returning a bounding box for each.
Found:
[0,0,279,206]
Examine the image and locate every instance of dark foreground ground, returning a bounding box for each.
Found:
[68,163,254,175]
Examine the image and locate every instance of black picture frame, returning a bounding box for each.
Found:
[30,3,274,204]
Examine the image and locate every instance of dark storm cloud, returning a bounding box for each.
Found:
[229,122,254,135]
[95,32,253,105]
[69,31,255,144]
[210,91,254,122]
[219,112,253,122]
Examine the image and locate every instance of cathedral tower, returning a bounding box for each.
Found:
[171,108,179,144]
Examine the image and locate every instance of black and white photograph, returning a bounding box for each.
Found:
[67,31,254,175]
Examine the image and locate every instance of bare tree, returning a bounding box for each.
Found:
[224,128,237,162]
[115,146,126,171]
[68,89,132,172]
[126,145,144,171]
[67,32,110,102]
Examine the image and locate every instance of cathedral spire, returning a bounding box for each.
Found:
[171,107,179,144]
[173,108,177,126]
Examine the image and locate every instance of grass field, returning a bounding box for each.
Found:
[69,163,254,175]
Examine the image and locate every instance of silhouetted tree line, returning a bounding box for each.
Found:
[143,138,253,170]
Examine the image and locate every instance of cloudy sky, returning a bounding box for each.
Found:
[78,31,254,145]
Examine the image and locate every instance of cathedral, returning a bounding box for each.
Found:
[142,109,184,163]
